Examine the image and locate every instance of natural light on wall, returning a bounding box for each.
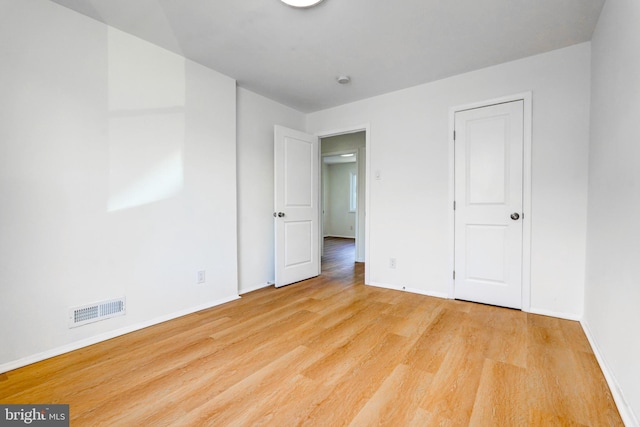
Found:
[107,27,185,212]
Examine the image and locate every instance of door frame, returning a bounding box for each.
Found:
[448,93,532,311]
[315,124,371,285]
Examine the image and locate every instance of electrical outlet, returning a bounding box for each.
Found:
[197,270,206,284]
[390,258,396,269]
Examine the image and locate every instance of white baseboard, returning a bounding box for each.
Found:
[239,281,273,295]
[528,307,582,321]
[581,319,639,427]
[0,295,240,375]
[367,281,450,299]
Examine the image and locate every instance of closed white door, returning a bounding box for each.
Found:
[274,125,320,287]
[454,101,524,309]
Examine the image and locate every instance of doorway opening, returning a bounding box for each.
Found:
[320,131,366,275]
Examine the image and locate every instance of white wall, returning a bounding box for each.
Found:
[324,163,357,238]
[236,88,305,294]
[0,1,238,370]
[584,0,640,424]
[307,43,591,316]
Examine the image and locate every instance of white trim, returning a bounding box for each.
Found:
[316,124,371,285]
[0,295,240,374]
[581,319,640,427]
[528,307,581,321]
[368,281,450,300]
[448,92,532,311]
[522,94,532,312]
[448,110,456,298]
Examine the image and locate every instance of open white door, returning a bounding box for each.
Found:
[274,125,320,287]
[454,100,524,309]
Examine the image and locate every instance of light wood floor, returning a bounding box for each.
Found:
[0,237,623,426]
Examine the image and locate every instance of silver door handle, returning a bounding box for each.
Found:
[510,212,520,220]
[277,212,285,218]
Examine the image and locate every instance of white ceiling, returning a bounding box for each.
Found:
[50,0,604,113]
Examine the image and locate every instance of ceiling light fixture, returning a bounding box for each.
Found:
[340,153,355,157]
[280,0,325,8]
[337,75,351,84]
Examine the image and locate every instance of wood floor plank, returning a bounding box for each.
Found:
[418,323,493,425]
[525,324,624,427]
[407,408,456,427]
[0,237,624,426]
[573,350,626,426]
[348,364,433,427]
[467,305,529,368]
[402,307,464,373]
[71,310,321,424]
[528,410,590,427]
[302,333,410,426]
[302,313,403,385]
[132,312,324,421]
[560,319,595,354]
[232,374,333,427]
[3,316,233,403]
[303,300,389,343]
[170,346,325,427]
[388,297,445,338]
[468,359,528,426]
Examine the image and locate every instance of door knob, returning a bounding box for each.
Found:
[510,212,520,220]
[277,212,285,218]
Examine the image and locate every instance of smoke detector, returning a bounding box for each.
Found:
[337,75,351,85]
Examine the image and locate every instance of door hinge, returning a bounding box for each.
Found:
[453,201,456,210]
[453,130,456,141]
[453,271,456,280]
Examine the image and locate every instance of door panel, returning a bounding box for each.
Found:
[285,139,313,206]
[454,101,523,309]
[284,221,313,267]
[465,224,507,283]
[467,116,508,204]
[275,125,319,287]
